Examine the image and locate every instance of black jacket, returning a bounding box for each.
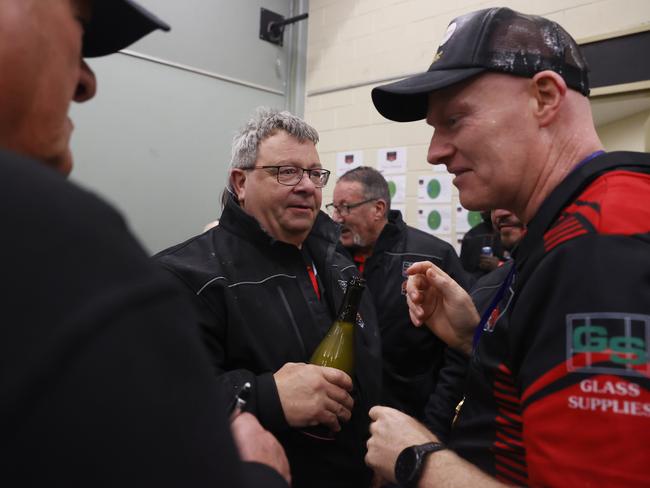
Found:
[1,151,286,487]
[344,210,470,434]
[156,196,382,488]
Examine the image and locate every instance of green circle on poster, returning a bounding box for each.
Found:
[427,179,441,199]
[388,181,397,198]
[428,211,442,230]
[467,211,482,227]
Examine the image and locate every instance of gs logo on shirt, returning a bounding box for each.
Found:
[566,312,650,376]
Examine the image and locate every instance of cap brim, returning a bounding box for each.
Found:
[83,0,170,58]
[371,67,486,122]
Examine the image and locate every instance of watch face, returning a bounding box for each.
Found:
[395,447,418,486]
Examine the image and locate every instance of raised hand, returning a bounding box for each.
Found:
[405,261,480,355]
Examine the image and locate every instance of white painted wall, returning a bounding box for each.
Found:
[70,0,307,253]
[598,110,650,152]
[305,0,650,245]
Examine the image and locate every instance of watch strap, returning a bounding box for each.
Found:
[396,441,446,487]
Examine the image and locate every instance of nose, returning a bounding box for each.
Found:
[426,129,455,168]
[293,169,317,194]
[74,59,97,103]
[331,208,344,224]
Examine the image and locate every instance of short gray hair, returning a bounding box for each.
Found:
[338,166,391,212]
[230,107,319,171]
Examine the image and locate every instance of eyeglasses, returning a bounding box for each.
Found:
[325,198,377,216]
[248,166,331,188]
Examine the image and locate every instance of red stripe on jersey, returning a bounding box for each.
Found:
[496,413,522,426]
[523,375,650,486]
[494,389,521,406]
[496,430,524,448]
[544,170,650,252]
[500,424,524,440]
[494,380,518,394]
[495,463,528,486]
[498,363,514,376]
[544,218,588,251]
[523,352,650,404]
[495,453,528,477]
[544,217,582,242]
[493,363,527,481]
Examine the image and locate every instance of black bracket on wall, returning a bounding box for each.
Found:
[259,8,309,47]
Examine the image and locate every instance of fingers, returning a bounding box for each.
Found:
[369,405,392,421]
[406,292,426,326]
[231,412,262,440]
[405,260,435,276]
[231,413,292,485]
[275,362,355,429]
[321,366,353,391]
[309,395,352,432]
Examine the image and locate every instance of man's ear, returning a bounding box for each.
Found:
[374,199,387,220]
[230,169,247,204]
[530,70,567,127]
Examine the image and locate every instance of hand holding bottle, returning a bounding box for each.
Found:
[274,362,354,432]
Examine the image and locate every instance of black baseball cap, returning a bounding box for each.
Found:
[83,0,170,58]
[372,7,590,122]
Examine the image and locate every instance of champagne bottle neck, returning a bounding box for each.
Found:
[337,279,365,324]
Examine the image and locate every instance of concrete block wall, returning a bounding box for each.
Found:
[305,0,650,249]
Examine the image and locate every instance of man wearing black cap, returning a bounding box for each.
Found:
[365,7,650,487]
[0,1,288,486]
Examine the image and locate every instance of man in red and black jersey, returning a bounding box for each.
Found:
[364,7,650,488]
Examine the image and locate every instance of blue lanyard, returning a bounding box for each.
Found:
[472,265,516,352]
[572,150,606,172]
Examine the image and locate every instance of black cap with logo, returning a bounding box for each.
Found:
[83,0,171,58]
[371,7,590,122]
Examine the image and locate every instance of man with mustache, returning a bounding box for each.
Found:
[328,166,469,438]
[156,108,382,488]
[1,1,290,485]
[365,7,650,487]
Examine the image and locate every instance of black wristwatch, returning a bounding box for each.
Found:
[394,441,446,488]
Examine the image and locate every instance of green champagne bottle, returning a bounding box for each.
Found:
[310,276,365,375]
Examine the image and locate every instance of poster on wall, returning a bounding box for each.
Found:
[417,204,452,235]
[384,174,406,203]
[377,147,407,174]
[336,150,363,176]
[455,205,484,232]
[417,174,453,203]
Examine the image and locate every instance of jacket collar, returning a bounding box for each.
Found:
[372,209,405,254]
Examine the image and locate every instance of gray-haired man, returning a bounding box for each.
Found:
[157,108,382,488]
[328,166,469,438]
